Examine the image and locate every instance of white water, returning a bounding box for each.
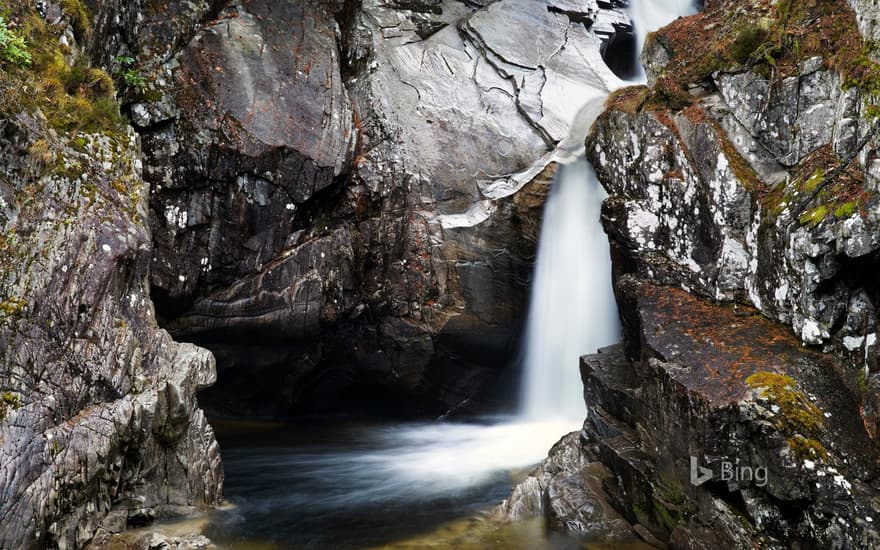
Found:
[210,419,582,547]
[518,0,699,420]
[629,0,699,80]
[519,159,619,420]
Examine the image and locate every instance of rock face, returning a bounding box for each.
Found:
[589,0,880,426]
[847,0,880,43]
[505,285,880,547]
[132,0,634,417]
[0,105,221,550]
[0,2,225,548]
[504,0,880,547]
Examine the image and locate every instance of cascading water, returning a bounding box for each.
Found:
[519,159,618,419]
[518,0,698,420]
[629,0,700,79]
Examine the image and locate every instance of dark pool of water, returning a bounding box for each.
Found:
[197,417,640,550]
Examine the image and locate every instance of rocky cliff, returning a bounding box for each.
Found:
[0,1,222,548]
[503,0,880,547]
[134,0,633,417]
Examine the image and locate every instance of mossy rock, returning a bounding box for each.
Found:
[0,390,21,422]
[746,372,824,436]
[58,0,91,41]
[787,434,828,461]
[0,1,125,135]
[833,201,858,219]
[799,204,828,226]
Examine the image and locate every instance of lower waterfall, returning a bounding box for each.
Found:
[519,158,619,420]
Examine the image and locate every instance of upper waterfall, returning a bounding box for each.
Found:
[629,0,700,80]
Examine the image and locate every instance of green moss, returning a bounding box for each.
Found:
[0,390,21,422]
[834,201,858,219]
[646,78,692,111]
[0,2,125,135]
[631,502,649,526]
[801,169,825,193]
[746,372,824,436]
[731,24,770,65]
[652,496,679,531]
[0,297,25,316]
[58,0,91,41]
[799,204,828,226]
[62,62,114,98]
[859,369,869,393]
[787,434,828,461]
[111,179,127,194]
[606,85,650,114]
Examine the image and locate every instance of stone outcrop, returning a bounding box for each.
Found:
[589,0,880,428]
[505,0,880,547]
[504,282,880,547]
[0,107,221,550]
[0,2,223,548]
[130,0,634,417]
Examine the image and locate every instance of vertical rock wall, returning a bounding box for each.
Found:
[134,0,634,417]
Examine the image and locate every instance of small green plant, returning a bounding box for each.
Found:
[731,24,769,65]
[0,390,21,422]
[112,55,147,91]
[0,16,31,66]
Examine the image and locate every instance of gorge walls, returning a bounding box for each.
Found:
[0,2,223,547]
[0,0,635,547]
[136,0,634,417]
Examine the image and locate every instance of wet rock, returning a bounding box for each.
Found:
[87,530,215,550]
[499,432,643,542]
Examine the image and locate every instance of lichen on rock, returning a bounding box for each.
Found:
[0,1,222,547]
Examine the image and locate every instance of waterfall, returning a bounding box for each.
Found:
[519,159,618,419]
[629,0,700,79]
[518,0,697,420]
